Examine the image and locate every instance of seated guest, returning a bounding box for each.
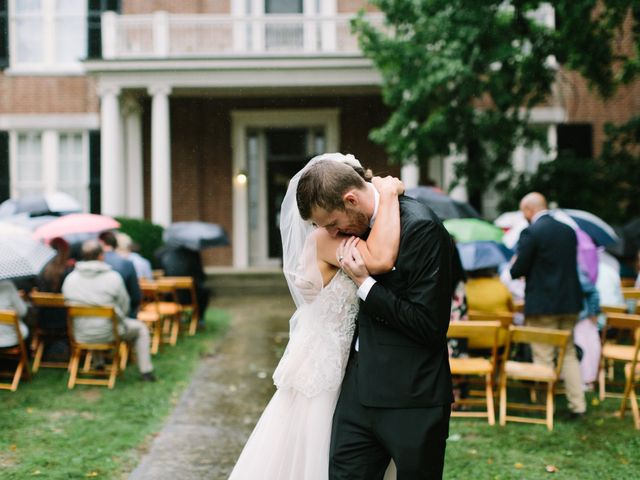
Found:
[155,245,211,328]
[115,233,153,281]
[98,231,140,317]
[35,237,74,329]
[466,267,515,313]
[0,280,29,348]
[62,240,156,381]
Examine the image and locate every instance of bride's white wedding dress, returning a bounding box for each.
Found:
[228,269,358,479]
[229,268,397,479]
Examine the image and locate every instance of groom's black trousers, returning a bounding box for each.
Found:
[329,354,450,480]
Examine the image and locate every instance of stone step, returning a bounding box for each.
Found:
[205,267,290,296]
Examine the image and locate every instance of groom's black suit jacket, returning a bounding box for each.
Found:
[355,196,454,408]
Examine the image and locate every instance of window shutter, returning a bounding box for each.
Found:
[0,131,9,203]
[87,0,121,59]
[0,0,8,69]
[89,130,101,213]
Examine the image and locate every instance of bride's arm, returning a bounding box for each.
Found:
[354,176,402,274]
[314,176,402,274]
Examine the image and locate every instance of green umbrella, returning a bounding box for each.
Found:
[443,218,504,243]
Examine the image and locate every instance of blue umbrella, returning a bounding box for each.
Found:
[561,209,620,247]
[457,241,511,272]
[163,221,230,251]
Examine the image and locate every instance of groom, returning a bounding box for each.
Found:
[296,158,454,479]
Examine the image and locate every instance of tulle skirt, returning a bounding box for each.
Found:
[228,387,339,479]
[229,387,397,480]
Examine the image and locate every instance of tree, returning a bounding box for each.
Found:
[353,0,640,210]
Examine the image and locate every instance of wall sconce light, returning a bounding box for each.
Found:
[236,170,248,185]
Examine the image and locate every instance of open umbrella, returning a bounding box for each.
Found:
[456,241,511,271]
[560,209,620,247]
[444,218,504,243]
[0,235,56,281]
[0,192,81,218]
[0,221,31,237]
[405,186,480,220]
[33,213,120,242]
[4,213,59,231]
[163,221,230,251]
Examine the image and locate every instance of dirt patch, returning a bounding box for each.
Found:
[0,451,18,469]
[79,389,102,402]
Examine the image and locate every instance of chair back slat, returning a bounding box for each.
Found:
[161,276,194,289]
[509,326,570,347]
[448,320,501,339]
[0,310,19,328]
[601,304,628,314]
[622,288,640,299]
[603,312,640,331]
[468,310,513,329]
[30,291,66,308]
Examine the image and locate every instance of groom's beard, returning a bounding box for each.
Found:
[342,208,370,237]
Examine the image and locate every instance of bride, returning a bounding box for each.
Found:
[228,153,401,480]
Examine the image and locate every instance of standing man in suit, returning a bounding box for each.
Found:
[297,158,454,479]
[510,192,586,418]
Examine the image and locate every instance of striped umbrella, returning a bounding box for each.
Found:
[0,235,56,281]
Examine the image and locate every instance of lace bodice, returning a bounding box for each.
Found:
[273,269,358,397]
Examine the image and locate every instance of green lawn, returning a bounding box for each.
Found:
[0,308,230,480]
[444,392,640,479]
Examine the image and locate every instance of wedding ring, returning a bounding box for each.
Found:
[338,255,344,263]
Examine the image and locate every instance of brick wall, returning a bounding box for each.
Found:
[122,0,230,14]
[0,75,98,114]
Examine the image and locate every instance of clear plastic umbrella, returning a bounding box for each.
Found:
[0,235,56,281]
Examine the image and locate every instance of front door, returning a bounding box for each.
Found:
[246,127,326,265]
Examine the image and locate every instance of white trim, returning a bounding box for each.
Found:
[0,114,100,131]
[528,106,566,123]
[231,108,340,267]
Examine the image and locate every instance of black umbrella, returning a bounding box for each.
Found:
[614,217,640,258]
[163,221,230,251]
[405,186,481,220]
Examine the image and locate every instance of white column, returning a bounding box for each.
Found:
[400,159,420,189]
[101,11,117,59]
[122,97,144,218]
[99,85,124,216]
[153,11,170,57]
[148,85,172,227]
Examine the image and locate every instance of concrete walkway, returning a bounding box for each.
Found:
[128,294,295,480]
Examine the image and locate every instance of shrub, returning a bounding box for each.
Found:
[115,217,164,267]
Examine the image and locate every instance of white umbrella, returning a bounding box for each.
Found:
[0,192,81,218]
[0,221,31,237]
[0,235,56,281]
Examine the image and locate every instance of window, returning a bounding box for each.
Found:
[10,130,89,210]
[14,132,43,197]
[9,0,87,72]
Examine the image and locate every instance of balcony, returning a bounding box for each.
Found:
[101,11,385,60]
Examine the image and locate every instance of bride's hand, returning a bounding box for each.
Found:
[372,175,404,196]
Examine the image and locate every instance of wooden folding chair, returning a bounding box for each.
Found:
[467,310,513,350]
[29,291,69,372]
[598,312,640,414]
[0,310,31,391]
[162,276,200,335]
[66,305,125,389]
[621,288,640,300]
[623,353,640,430]
[499,326,570,431]
[137,281,163,355]
[448,320,501,425]
[144,278,182,346]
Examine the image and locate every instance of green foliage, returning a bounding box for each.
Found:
[114,216,164,266]
[353,1,640,207]
[501,117,640,224]
[0,308,230,479]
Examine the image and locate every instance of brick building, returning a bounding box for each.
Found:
[1,1,638,267]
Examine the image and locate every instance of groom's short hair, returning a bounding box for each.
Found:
[296,160,367,220]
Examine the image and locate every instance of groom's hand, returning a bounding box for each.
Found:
[340,240,370,287]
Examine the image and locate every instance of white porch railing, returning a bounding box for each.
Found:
[101,12,385,59]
